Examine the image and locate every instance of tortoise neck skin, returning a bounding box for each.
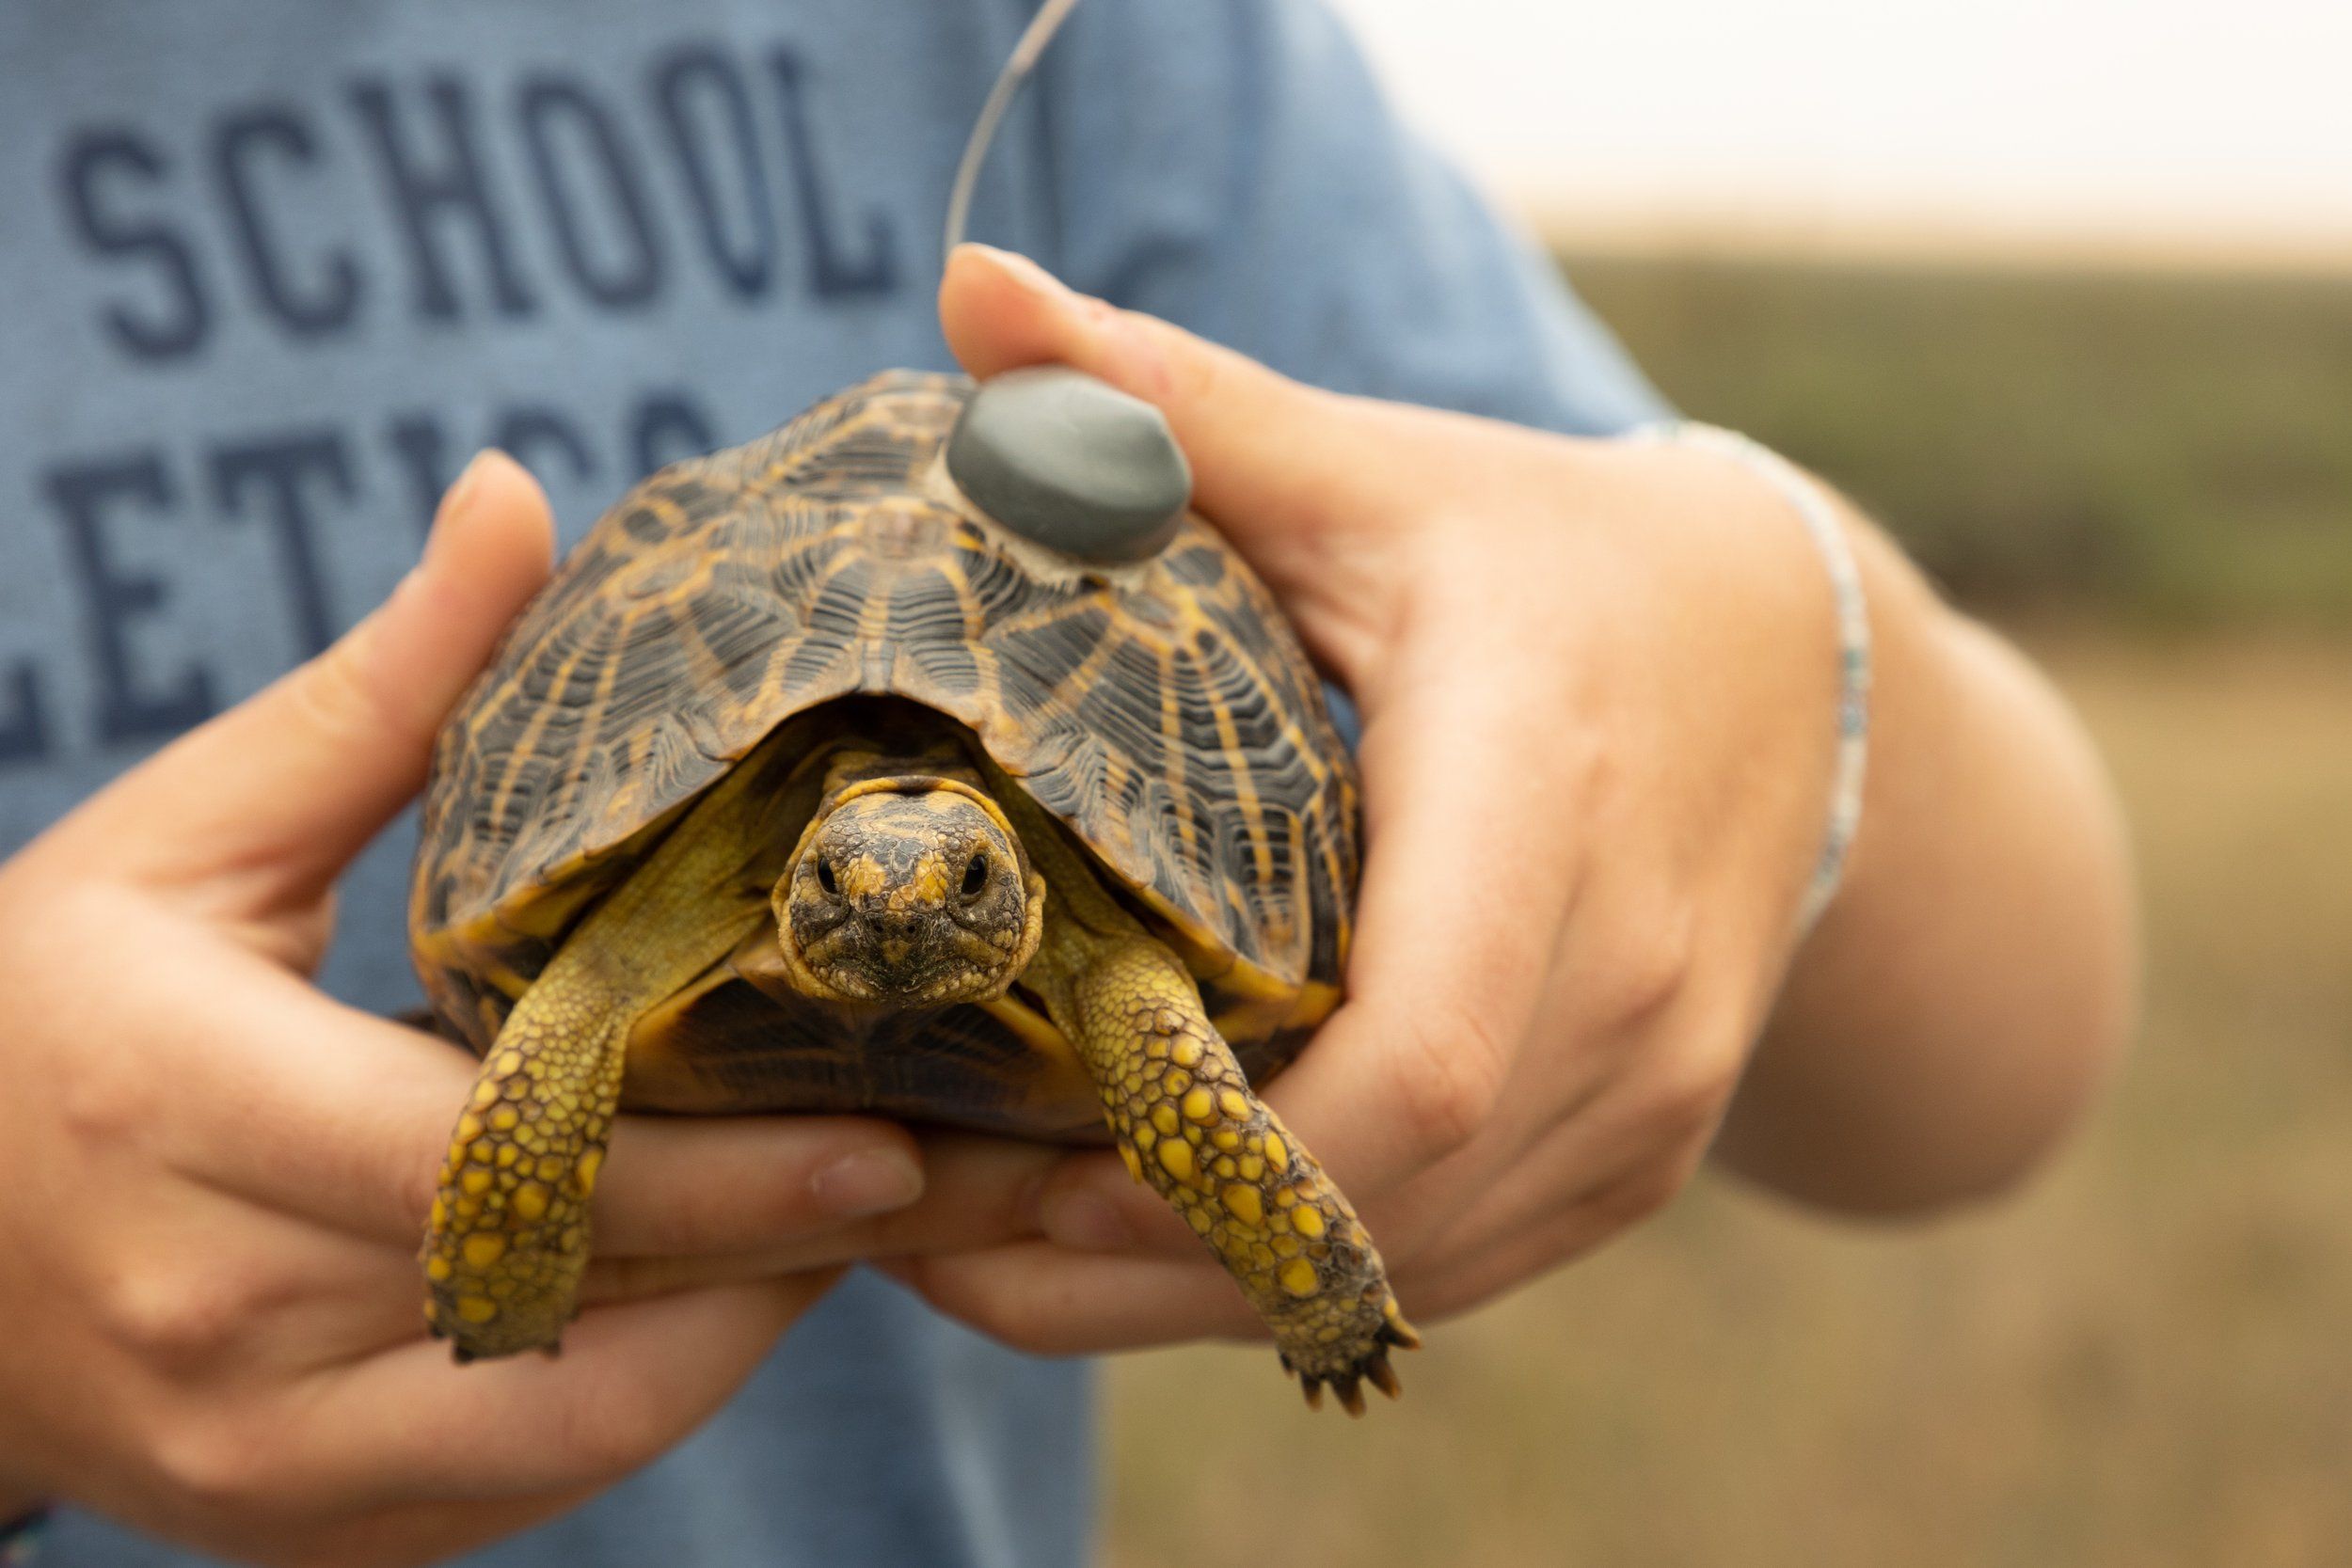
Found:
[773,742,1046,1006]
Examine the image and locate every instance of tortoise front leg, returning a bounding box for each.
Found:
[423,761,783,1359]
[1034,926,1418,1413]
[422,961,632,1358]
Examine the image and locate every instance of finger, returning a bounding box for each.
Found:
[1399,1171,1680,1323]
[940,245,1450,662]
[145,939,927,1259]
[578,1132,1056,1303]
[115,1132,951,1379]
[1392,1043,1724,1314]
[99,1201,441,1378]
[939,245,1381,533]
[592,1114,926,1258]
[296,1274,836,1505]
[887,1242,1259,1358]
[98,1111,918,1379]
[914,1148,1665,1364]
[1391,1130,1694,1323]
[1031,1147,1201,1259]
[76,450,553,896]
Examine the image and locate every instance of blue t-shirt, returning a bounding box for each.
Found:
[1,1,1661,1562]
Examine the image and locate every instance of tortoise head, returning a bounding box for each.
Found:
[773,776,1044,1006]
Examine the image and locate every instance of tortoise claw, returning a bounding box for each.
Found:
[1288,1334,1408,1413]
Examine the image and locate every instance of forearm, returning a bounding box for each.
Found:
[1713,511,2138,1213]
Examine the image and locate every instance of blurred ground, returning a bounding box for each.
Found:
[1104,254,2352,1567]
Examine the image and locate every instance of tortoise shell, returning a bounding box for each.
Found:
[410,371,1359,1138]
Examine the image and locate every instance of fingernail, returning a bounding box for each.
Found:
[437,449,497,523]
[1042,1190,1136,1251]
[963,243,1076,304]
[811,1148,924,1219]
[381,450,497,618]
[416,450,500,582]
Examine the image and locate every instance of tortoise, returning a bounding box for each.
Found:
[409,367,1416,1412]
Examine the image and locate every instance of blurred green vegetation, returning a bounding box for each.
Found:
[1106,255,2352,1567]
[1563,253,2352,628]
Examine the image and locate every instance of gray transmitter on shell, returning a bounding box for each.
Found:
[945,366,1194,563]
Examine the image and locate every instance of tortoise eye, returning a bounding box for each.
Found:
[816,860,839,896]
[961,853,990,899]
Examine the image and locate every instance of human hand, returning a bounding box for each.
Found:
[0,453,1036,1566]
[888,245,1850,1357]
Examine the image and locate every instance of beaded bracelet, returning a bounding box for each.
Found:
[0,1508,46,1567]
[1631,421,1873,936]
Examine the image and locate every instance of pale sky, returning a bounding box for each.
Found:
[1329,0,2352,260]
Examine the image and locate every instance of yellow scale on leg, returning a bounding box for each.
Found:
[421,753,792,1359]
[421,961,630,1358]
[1064,935,1417,1413]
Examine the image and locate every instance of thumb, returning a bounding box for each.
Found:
[81,450,554,894]
[939,244,1419,569]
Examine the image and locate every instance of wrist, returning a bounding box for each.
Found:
[1583,431,1860,958]
[1628,422,1871,938]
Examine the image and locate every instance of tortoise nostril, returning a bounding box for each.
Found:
[816,859,840,897]
[961,852,989,900]
[855,904,923,947]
